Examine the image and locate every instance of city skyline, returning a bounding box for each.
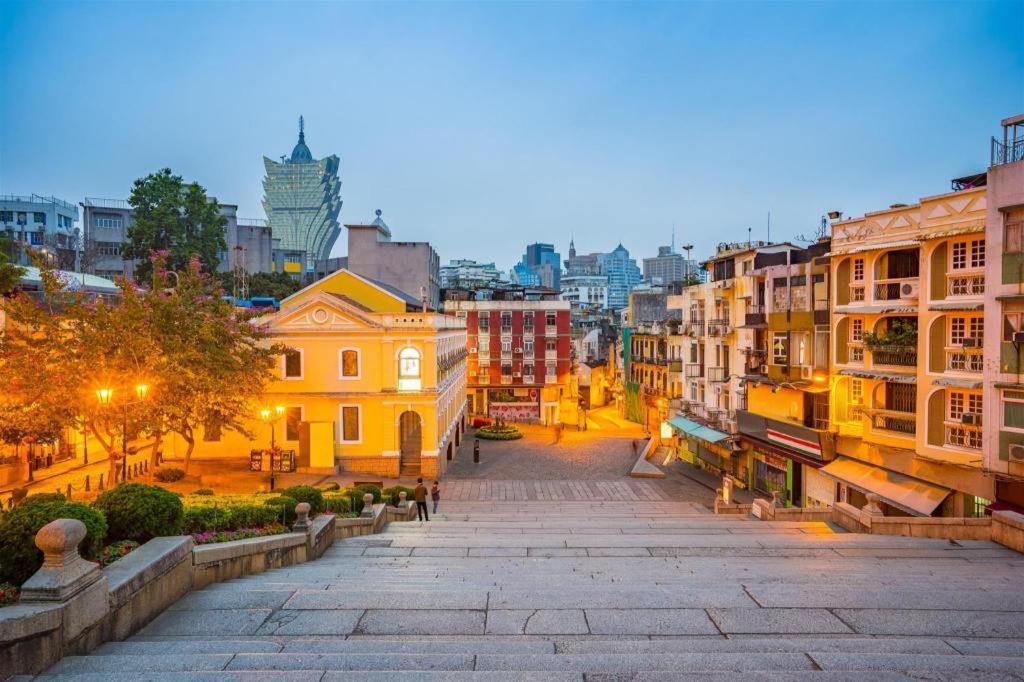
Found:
[1,2,1021,272]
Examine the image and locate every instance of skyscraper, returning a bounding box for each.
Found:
[262,117,342,279]
[513,242,561,289]
[598,244,641,309]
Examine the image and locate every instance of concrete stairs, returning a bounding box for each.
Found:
[34,500,1024,678]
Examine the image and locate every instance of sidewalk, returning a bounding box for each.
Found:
[662,458,756,504]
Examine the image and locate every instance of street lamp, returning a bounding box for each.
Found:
[96,383,151,483]
[260,405,285,449]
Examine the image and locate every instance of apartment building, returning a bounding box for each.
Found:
[345,211,441,310]
[984,113,1024,513]
[666,241,795,484]
[827,178,991,517]
[444,287,572,425]
[0,194,79,269]
[625,320,682,432]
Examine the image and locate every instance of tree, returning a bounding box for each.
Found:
[123,168,227,282]
[0,235,26,295]
[217,270,303,300]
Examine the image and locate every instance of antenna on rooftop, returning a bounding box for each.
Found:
[671,224,675,254]
[767,210,771,243]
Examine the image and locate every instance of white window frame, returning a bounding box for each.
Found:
[850,378,863,405]
[338,347,361,380]
[398,347,422,392]
[852,258,864,282]
[524,340,534,354]
[501,339,512,352]
[851,319,864,342]
[338,404,362,444]
[282,348,304,380]
[1001,390,1024,434]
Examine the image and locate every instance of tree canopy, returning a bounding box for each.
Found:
[123,168,227,282]
[0,235,26,295]
[218,270,304,301]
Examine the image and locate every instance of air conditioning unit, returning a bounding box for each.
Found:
[961,337,981,349]
[759,364,768,374]
[799,365,813,380]
[899,282,919,299]
[469,347,477,354]
[961,413,982,426]
[1013,331,1024,345]
[1009,444,1024,461]
[513,372,522,378]
[514,347,523,354]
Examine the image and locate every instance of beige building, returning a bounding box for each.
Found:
[829,180,991,516]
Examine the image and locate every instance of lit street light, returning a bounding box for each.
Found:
[96,383,151,483]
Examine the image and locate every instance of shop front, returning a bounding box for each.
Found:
[668,416,744,485]
[821,456,950,517]
[738,410,833,507]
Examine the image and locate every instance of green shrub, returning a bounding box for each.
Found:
[280,485,325,514]
[182,505,231,533]
[0,501,107,584]
[319,482,340,492]
[154,467,186,482]
[350,484,382,503]
[226,504,279,529]
[93,483,183,542]
[18,492,67,507]
[383,486,416,506]
[183,501,279,533]
[323,494,351,514]
[191,488,215,496]
[476,425,524,440]
[262,495,298,525]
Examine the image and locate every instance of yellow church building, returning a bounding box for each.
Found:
[184,269,468,479]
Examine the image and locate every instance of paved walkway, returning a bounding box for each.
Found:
[441,479,668,501]
[41,499,1024,677]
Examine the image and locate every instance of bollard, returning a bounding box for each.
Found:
[85,474,90,492]
[66,483,72,500]
[293,502,311,532]
[473,438,480,464]
[144,460,149,473]
[98,473,105,491]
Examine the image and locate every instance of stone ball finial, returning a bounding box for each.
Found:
[293,502,312,532]
[36,518,86,567]
[863,493,884,515]
[363,493,374,507]
[398,491,407,504]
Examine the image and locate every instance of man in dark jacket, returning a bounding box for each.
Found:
[414,478,429,521]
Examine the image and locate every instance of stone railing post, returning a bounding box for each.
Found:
[398,491,407,505]
[863,493,884,517]
[292,502,311,532]
[722,476,733,505]
[770,491,784,508]
[360,493,375,518]
[20,518,110,641]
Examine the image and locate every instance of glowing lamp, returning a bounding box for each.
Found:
[135,384,150,400]
[96,388,113,406]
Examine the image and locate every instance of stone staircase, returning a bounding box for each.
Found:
[34,500,1024,678]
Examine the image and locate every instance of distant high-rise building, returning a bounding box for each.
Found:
[598,244,642,310]
[514,242,561,289]
[643,245,694,284]
[564,239,600,275]
[441,259,507,289]
[262,117,342,279]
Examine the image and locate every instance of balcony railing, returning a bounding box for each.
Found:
[545,350,558,360]
[500,375,513,385]
[707,366,728,382]
[947,272,985,297]
[707,319,730,337]
[668,360,683,373]
[871,345,917,367]
[874,278,919,301]
[945,423,982,450]
[545,325,558,336]
[871,409,916,435]
[993,136,1024,166]
[945,348,984,373]
[687,321,705,337]
[545,375,557,384]
[685,364,704,379]
[846,404,865,421]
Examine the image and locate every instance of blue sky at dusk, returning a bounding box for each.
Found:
[1,1,1021,270]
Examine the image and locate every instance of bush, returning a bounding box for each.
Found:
[18,492,66,507]
[476,425,524,440]
[472,417,492,428]
[182,501,279,533]
[262,495,298,525]
[280,485,324,514]
[323,494,352,514]
[0,501,107,585]
[93,483,183,542]
[182,505,231,533]
[319,482,340,492]
[95,540,139,568]
[0,582,19,606]
[383,486,416,506]
[191,488,215,496]
[154,467,186,482]
[350,484,382,503]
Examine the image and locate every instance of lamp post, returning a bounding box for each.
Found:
[96,383,150,484]
[259,405,285,491]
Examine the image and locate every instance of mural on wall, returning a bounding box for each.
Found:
[489,403,540,422]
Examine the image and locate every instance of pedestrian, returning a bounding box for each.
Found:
[414,477,429,521]
[431,480,440,514]
[631,439,638,456]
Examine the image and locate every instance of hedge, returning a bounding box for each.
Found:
[154,467,186,482]
[280,485,325,514]
[262,495,299,525]
[476,425,524,440]
[383,486,416,506]
[0,501,107,585]
[93,483,184,542]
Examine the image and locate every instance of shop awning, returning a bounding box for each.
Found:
[933,377,983,389]
[929,302,984,312]
[827,239,920,257]
[668,417,730,444]
[838,368,916,383]
[819,457,950,517]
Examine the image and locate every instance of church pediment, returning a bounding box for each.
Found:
[268,294,381,332]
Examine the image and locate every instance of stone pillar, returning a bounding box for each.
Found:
[20,518,110,641]
[770,491,784,508]
[360,493,375,518]
[862,493,884,517]
[292,502,311,532]
[721,476,733,505]
[398,491,407,505]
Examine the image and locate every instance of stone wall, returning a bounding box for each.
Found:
[992,510,1024,553]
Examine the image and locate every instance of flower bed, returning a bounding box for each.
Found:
[94,540,140,568]
[190,523,287,545]
[476,424,524,440]
[0,581,19,606]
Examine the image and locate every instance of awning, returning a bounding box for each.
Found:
[919,223,985,240]
[667,417,729,444]
[827,239,920,257]
[929,302,984,311]
[933,377,983,389]
[834,304,918,315]
[820,457,950,516]
[839,368,917,383]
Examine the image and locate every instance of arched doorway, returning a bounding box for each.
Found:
[399,411,422,476]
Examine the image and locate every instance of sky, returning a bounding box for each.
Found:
[1,1,1022,272]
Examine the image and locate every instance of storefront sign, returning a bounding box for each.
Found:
[766,428,821,458]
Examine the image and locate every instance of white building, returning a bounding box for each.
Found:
[0,194,79,270]
[560,274,609,309]
[440,259,507,289]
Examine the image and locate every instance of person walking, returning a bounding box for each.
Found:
[431,480,441,514]
[414,478,429,521]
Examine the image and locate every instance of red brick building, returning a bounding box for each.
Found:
[444,288,572,424]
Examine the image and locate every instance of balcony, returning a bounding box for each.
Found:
[545,374,557,384]
[947,272,985,297]
[874,278,919,301]
[668,360,683,373]
[545,350,558,360]
[500,375,513,385]
[687,321,705,337]
[945,423,982,450]
[870,409,916,436]
[707,319,730,337]
[685,363,704,379]
[745,304,766,327]
[545,325,558,336]
[707,366,728,383]
[871,345,917,367]
[849,284,866,302]
[945,348,984,373]
[992,135,1024,166]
